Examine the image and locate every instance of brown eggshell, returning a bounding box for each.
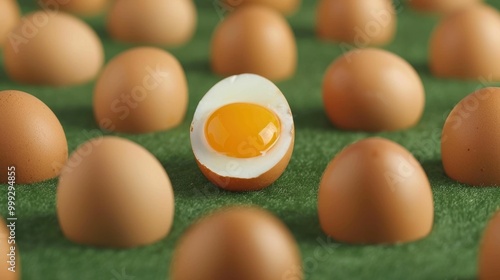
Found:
[221,0,301,15]
[409,0,482,13]
[322,48,425,132]
[57,136,175,248]
[93,47,188,134]
[211,5,297,81]
[0,218,20,280]
[171,207,302,280]
[441,87,500,186]
[479,210,500,280]
[196,138,294,191]
[38,0,109,16]
[316,0,396,46]
[0,90,68,184]
[107,0,197,47]
[3,11,104,86]
[318,137,434,244]
[430,5,500,80]
[0,0,20,47]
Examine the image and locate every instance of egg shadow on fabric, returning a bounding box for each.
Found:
[279,208,328,245]
[92,23,109,41]
[16,214,72,251]
[162,157,275,200]
[293,25,316,40]
[52,105,99,131]
[420,159,456,187]
[160,157,223,199]
[182,58,213,75]
[293,107,335,131]
[409,61,432,77]
[0,62,11,83]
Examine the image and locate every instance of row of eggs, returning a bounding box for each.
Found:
[0,0,485,50]
[1,205,499,279]
[2,1,500,86]
[4,44,499,188]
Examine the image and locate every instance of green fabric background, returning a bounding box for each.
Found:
[1,0,500,279]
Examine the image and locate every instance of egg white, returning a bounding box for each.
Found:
[190,74,294,179]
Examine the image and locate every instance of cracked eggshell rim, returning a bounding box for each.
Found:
[190,74,294,183]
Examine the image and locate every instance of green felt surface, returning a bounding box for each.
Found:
[1,0,500,279]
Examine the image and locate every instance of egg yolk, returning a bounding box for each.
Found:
[205,103,281,158]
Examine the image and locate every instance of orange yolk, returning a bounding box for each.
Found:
[205,103,281,158]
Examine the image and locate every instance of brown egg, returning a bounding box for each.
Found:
[107,0,197,47]
[479,210,500,280]
[441,88,500,186]
[190,74,295,191]
[0,0,20,47]
[430,5,500,80]
[0,218,20,280]
[322,48,425,132]
[0,90,68,184]
[220,0,301,15]
[38,0,109,16]
[409,0,482,13]
[211,5,297,81]
[57,136,175,248]
[318,137,434,244]
[93,47,188,134]
[3,11,104,86]
[171,207,302,280]
[316,0,396,46]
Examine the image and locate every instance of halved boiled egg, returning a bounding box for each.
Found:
[190,74,294,191]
